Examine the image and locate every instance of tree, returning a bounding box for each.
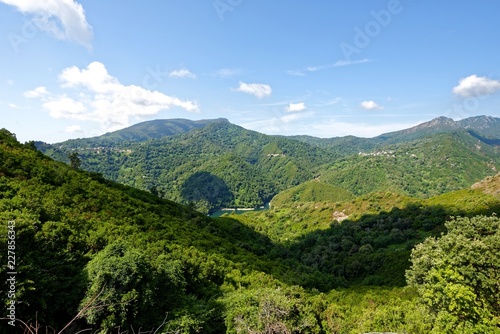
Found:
[406,215,500,332]
[69,152,81,170]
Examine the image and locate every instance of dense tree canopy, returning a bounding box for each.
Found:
[406,215,500,333]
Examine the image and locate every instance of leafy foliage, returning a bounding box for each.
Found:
[406,215,500,333]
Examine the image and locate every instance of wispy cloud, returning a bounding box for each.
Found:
[234,82,272,99]
[360,100,383,111]
[169,68,196,79]
[452,74,500,98]
[333,58,371,67]
[286,70,306,77]
[287,58,371,76]
[0,0,93,48]
[25,61,199,133]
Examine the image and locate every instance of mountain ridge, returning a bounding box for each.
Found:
[38,115,500,149]
[35,115,500,213]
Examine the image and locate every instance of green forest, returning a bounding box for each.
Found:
[39,117,500,214]
[1,117,500,333]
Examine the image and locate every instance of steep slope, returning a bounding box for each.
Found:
[39,121,334,213]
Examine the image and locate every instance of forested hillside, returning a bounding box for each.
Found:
[320,131,499,197]
[39,120,334,213]
[39,116,500,214]
[1,128,500,332]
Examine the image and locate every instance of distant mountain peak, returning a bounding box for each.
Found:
[377,115,500,143]
[57,118,230,146]
[410,116,456,130]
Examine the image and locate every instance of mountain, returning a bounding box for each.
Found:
[320,130,499,197]
[46,118,230,148]
[99,117,229,142]
[378,115,500,144]
[39,120,334,213]
[38,116,500,213]
[292,115,500,156]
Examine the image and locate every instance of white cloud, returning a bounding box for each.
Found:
[360,100,383,111]
[452,74,500,98]
[59,62,118,93]
[0,0,93,48]
[235,82,272,99]
[286,102,306,113]
[65,124,83,133]
[169,69,196,79]
[26,61,199,133]
[24,86,50,98]
[43,95,86,119]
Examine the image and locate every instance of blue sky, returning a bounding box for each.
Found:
[1,0,500,143]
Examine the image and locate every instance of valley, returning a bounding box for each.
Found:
[1,115,499,333]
